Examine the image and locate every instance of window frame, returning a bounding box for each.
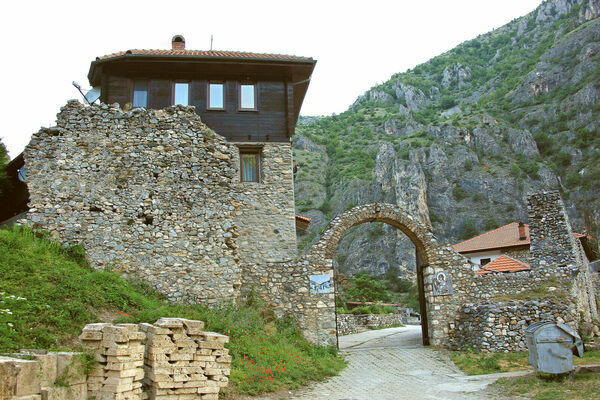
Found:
[207,81,226,110]
[480,258,492,266]
[131,79,149,108]
[239,147,262,183]
[238,82,258,111]
[172,81,191,106]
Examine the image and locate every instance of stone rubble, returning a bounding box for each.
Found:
[0,319,230,400]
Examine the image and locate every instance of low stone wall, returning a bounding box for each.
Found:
[450,300,575,352]
[337,313,406,336]
[1,351,88,400]
[0,318,230,400]
[464,265,575,301]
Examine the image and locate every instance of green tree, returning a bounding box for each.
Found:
[347,273,390,303]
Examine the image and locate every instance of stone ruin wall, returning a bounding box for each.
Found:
[336,313,408,336]
[0,318,230,400]
[230,143,297,263]
[449,191,599,352]
[451,300,576,352]
[24,101,297,304]
[21,102,599,351]
[528,191,583,266]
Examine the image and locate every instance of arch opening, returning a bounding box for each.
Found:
[310,203,442,347]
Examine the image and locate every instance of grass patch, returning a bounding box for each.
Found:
[451,349,600,376]
[450,348,529,375]
[0,226,346,396]
[492,371,600,400]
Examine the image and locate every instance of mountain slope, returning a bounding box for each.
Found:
[293,0,600,277]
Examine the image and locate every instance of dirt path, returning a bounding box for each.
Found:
[245,325,507,400]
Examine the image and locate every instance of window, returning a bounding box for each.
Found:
[173,82,189,106]
[208,82,224,109]
[132,80,148,108]
[480,258,491,266]
[240,151,260,182]
[239,83,256,110]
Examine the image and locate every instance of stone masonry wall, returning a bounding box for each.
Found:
[231,142,297,263]
[451,300,575,352]
[528,190,583,266]
[24,101,297,304]
[447,191,599,352]
[240,257,337,346]
[336,313,406,336]
[463,265,576,302]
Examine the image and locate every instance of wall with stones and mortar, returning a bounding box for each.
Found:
[503,246,530,262]
[528,191,583,267]
[445,191,599,352]
[451,300,575,352]
[336,313,407,336]
[240,256,337,346]
[527,191,598,322]
[23,101,297,305]
[231,142,297,263]
[462,265,575,302]
[244,203,477,348]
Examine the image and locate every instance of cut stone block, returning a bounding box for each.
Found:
[56,353,86,385]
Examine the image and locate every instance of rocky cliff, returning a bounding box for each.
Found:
[293,0,600,277]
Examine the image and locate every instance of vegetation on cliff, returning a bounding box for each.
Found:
[0,227,345,395]
[294,0,600,277]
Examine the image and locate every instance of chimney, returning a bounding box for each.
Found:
[171,35,185,50]
[518,222,527,241]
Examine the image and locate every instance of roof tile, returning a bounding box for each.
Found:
[96,49,313,62]
[476,255,531,275]
[452,222,530,253]
[452,222,586,253]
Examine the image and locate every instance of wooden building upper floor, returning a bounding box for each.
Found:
[88,35,316,143]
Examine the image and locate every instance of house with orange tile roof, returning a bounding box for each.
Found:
[452,222,593,271]
[475,255,531,275]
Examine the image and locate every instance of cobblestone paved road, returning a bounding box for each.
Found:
[249,326,502,400]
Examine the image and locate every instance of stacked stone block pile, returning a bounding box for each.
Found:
[0,318,230,399]
[141,318,230,400]
[79,323,146,399]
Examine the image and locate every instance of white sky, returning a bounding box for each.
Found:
[0,0,542,158]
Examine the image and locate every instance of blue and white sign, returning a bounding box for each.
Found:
[310,275,331,294]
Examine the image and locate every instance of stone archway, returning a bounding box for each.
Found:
[309,203,467,347]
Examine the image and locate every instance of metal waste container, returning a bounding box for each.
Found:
[525,321,584,374]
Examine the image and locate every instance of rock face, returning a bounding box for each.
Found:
[294,0,600,278]
[24,100,297,304]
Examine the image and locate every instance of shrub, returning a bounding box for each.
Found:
[347,273,390,303]
[453,186,469,202]
[458,218,478,240]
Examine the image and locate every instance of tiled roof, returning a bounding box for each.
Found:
[452,222,587,253]
[295,215,312,223]
[96,49,314,63]
[451,222,530,253]
[476,255,531,275]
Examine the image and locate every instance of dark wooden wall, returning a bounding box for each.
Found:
[102,76,289,142]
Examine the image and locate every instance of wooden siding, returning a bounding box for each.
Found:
[102,75,290,142]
